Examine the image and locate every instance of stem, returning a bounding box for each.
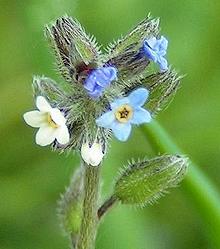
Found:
[98,195,118,219]
[75,163,101,249]
[141,120,220,246]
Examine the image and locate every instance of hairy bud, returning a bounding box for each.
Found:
[114,155,188,207]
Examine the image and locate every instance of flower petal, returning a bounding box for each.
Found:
[23,111,47,128]
[110,97,130,110]
[88,85,103,99]
[158,36,168,52]
[36,96,52,112]
[96,111,115,128]
[55,125,70,145]
[128,88,149,107]
[50,108,66,126]
[89,143,104,166]
[130,107,152,125]
[81,143,104,166]
[144,37,157,49]
[84,75,96,91]
[158,56,168,71]
[35,126,56,146]
[96,67,117,87]
[111,122,132,142]
[143,46,158,61]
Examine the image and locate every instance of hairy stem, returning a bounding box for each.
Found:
[98,195,118,219]
[75,163,101,249]
[141,120,220,247]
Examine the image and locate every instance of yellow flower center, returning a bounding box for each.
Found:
[115,104,133,123]
[47,114,59,128]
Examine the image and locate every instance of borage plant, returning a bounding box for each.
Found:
[23,15,188,249]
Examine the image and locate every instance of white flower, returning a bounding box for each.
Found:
[23,96,70,146]
[81,142,104,166]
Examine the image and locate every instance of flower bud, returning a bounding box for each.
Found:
[81,142,104,166]
[114,155,188,207]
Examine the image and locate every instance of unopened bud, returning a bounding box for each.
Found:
[114,155,188,207]
[81,142,104,166]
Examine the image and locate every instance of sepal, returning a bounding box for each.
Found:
[45,16,101,82]
[32,76,68,105]
[57,167,84,239]
[105,15,160,80]
[144,69,183,115]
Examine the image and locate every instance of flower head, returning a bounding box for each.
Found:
[84,66,117,99]
[23,96,70,146]
[96,88,152,141]
[143,36,168,71]
[81,142,104,166]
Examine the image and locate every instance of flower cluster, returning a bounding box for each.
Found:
[24,15,180,166]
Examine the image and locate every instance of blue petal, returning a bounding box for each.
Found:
[111,122,132,142]
[143,43,158,61]
[110,97,130,110]
[158,36,168,51]
[128,88,149,107]
[95,67,117,87]
[144,37,157,49]
[94,69,110,87]
[102,67,117,81]
[84,76,96,91]
[96,111,115,128]
[158,56,168,71]
[88,85,103,99]
[130,107,152,125]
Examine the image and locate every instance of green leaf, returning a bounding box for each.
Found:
[114,155,188,207]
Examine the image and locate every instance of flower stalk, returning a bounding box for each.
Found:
[75,163,101,249]
[98,195,118,220]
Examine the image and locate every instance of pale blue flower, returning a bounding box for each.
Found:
[143,36,168,71]
[96,88,151,141]
[84,66,117,99]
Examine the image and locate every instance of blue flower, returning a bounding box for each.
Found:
[84,66,117,99]
[143,36,168,71]
[96,88,152,141]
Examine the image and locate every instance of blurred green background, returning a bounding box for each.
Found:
[1,0,220,248]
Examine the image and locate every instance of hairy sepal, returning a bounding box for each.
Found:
[45,16,101,82]
[105,16,160,80]
[57,167,84,236]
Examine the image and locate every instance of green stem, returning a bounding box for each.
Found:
[141,120,220,246]
[75,163,101,249]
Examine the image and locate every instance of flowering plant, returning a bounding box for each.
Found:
[23,15,188,249]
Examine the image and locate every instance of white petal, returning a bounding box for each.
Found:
[81,142,104,166]
[89,143,104,166]
[36,96,52,112]
[35,126,56,146]
[81,144,91,165]
[50,108,66,126]
[23,111,47,128]
[55,125,70,145]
